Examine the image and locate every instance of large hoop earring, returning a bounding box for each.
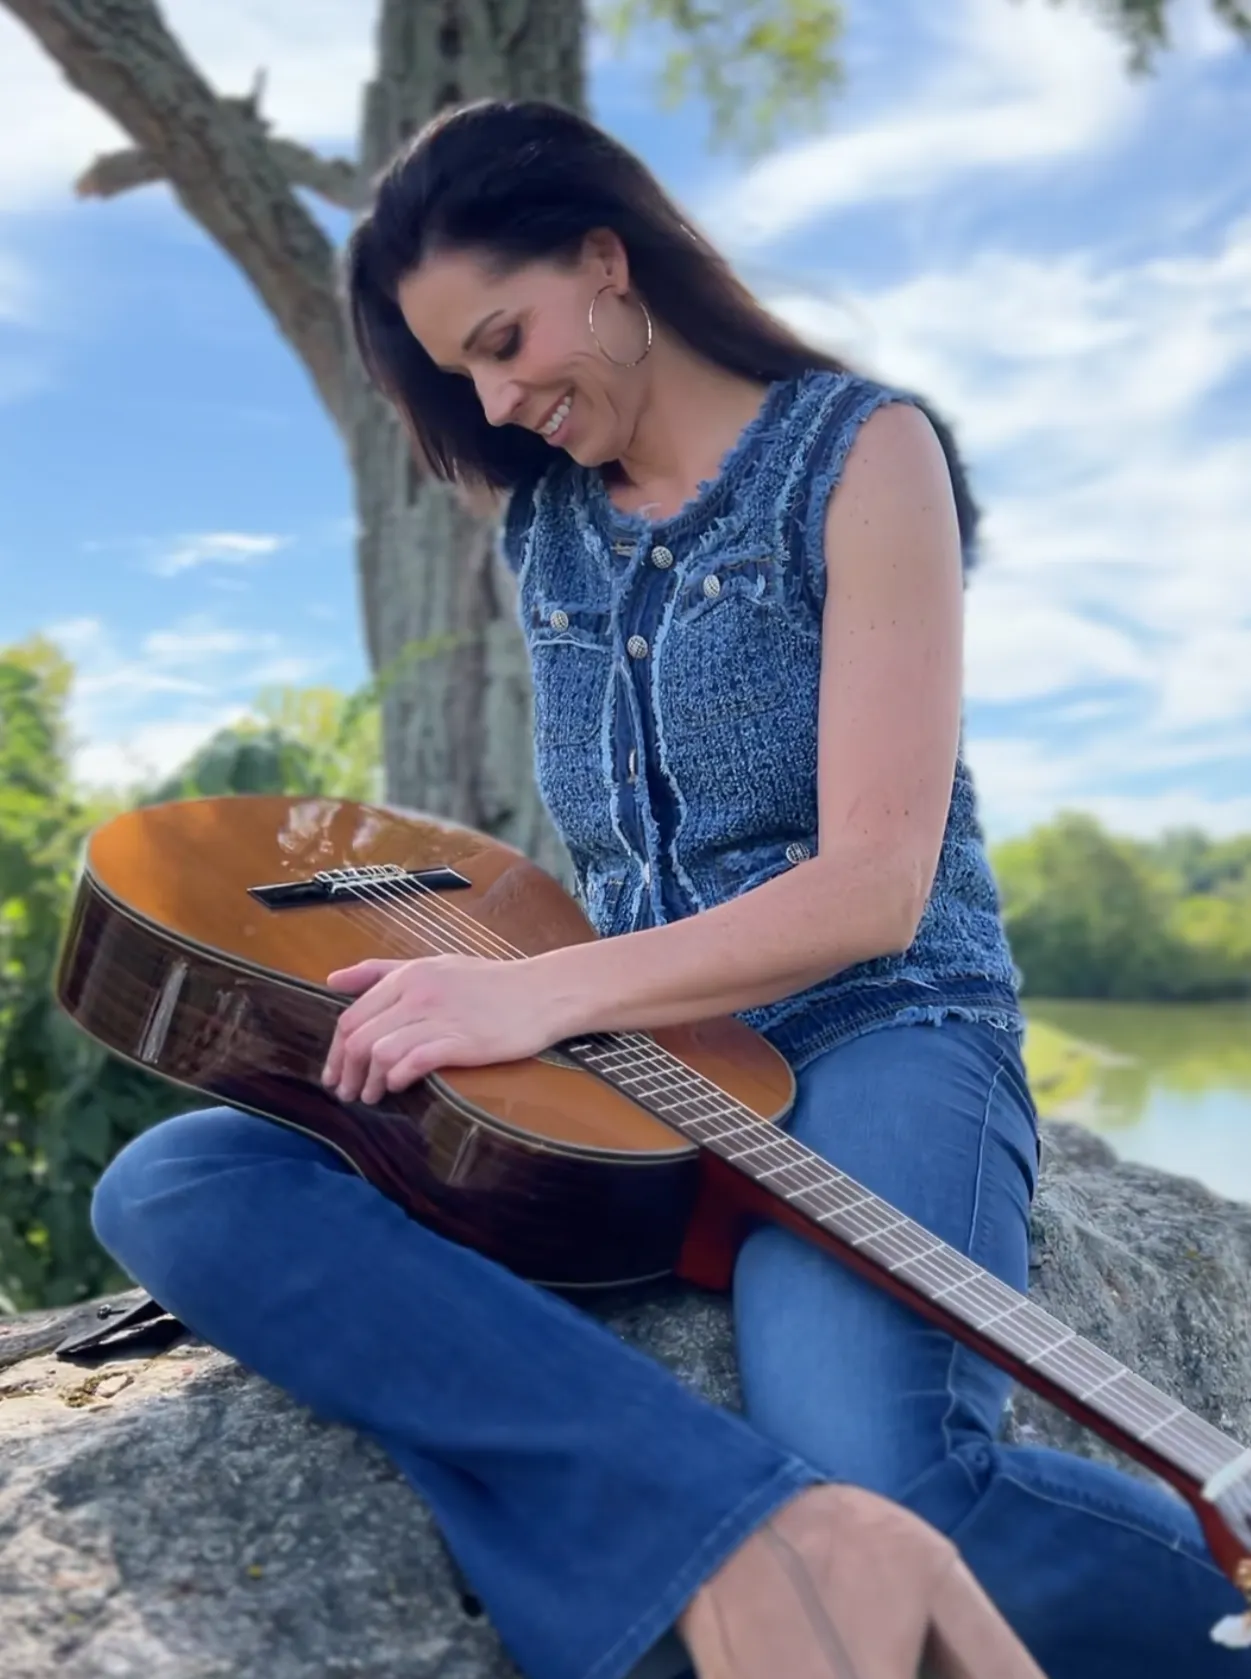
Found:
[588,285,653,368]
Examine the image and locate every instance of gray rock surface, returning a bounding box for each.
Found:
[2,1119,1249,1678]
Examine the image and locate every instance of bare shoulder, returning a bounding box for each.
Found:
[838,399,951,503]
[824,398,960,554]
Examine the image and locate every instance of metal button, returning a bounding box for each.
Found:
[627,747,638,783]
[702,574,721,599]
[641,861,652,886]
[549,609,569,631]
[650,546,674,569]
[627,635,649,659]
[785,841,811,865]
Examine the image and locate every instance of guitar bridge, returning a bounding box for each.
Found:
[248,863,472,910]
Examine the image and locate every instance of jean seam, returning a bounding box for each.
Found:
[957,1456,1231,1584]
[938,1042,1009,1479]
[580,1460,818,1679]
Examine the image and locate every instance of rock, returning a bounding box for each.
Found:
[2,1119,1250,1678]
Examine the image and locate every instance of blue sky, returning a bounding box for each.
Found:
[1,0,1248,840]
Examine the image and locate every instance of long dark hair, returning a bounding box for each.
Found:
[344,99,980,558]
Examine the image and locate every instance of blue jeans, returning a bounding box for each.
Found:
[90,1020,1244,1678]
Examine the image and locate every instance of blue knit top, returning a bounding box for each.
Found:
[500,368,1021,1070]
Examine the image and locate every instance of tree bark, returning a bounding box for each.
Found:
[350,0,583,875]
[4,0,351,429]
[3,0,582,879]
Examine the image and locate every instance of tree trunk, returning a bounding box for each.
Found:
[351,0,584,880]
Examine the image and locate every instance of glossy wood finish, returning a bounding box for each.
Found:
[57,794,793,1286]
[53,794,1251,1601]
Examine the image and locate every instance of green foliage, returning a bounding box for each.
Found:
[0,639,166,1311]
[600,0,846,151]
[598,0,1251,155]
[994,813,1251,1001]
[0,643,383,1314]
[1057,0,1251,74]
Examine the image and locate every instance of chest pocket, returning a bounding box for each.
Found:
[525,598,612,749]
[660,552,798,734]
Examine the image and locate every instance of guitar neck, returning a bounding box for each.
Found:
[562,1029,1246,1501]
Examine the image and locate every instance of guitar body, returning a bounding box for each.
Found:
[56,793,791,1290]
[53,794,1251,1620]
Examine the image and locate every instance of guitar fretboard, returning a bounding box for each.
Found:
[565,1029,1242,1490]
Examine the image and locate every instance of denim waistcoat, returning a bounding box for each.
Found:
[500,368,1022,1070]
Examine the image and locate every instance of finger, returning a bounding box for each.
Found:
[359,1026,439,1105]
[334,965,411,1040]
[382,1039,460,1095]
[331,1003,414,1101]
[325,958,403,993]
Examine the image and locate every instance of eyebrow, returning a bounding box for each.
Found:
[461,310,505,354]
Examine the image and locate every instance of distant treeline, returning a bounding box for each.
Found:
[1,636,1247,1310]
[993,815,1251,1002]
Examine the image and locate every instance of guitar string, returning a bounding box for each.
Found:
[338,874,1250,1494]
[316,872,1250,1496]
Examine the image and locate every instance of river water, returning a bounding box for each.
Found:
[1025,1001,1251,1203]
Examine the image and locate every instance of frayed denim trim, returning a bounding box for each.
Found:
[754,981,1025,1074]
[581,1460,820,1679]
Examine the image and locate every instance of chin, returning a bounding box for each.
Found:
[562,436,613,468]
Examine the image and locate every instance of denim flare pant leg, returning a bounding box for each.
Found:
[89,1106,817,1679]
[734,1019,1247,1679]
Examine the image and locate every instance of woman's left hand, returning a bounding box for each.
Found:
[321,955,569,1104]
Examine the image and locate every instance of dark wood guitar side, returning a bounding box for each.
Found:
[54,793,1251,1628]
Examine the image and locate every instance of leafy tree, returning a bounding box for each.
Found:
[0,647,383,1312]
[0,640,170,1310]
[3,0,1248,1309]
[142,683,382,807]
[5,0,1242,887]
[994,813,1251,1001]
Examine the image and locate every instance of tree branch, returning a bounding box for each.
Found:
[76,135,363,211]
[2,0,353,432]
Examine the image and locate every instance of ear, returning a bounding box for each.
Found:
[581,227,630,294]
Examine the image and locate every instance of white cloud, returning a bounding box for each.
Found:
[767,198,1251,839]
[72,710,256,788]
[705,0,1134,248]
[45,613,326,788]
[963,586,1152,703]
[150,531,288,577]
[141,625,278,660]
[1172,0,1250,58]
[0,2,371,213]
[966,732,1251,841]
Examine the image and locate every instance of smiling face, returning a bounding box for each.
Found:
[395,233,651,468]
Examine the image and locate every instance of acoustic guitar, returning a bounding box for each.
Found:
[55,792,1251,1642]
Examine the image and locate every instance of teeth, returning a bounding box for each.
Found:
[540,394,572,437]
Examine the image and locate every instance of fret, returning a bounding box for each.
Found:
[887,1238,946,1274]
[721,1137,786,1163]
[1078,1368,1126,1403]
[560,1032,1249,1489]
[974,1300,1024,1332]
[1140,1405,1188,1443]
[1024,1325,1075,1367]
[846,1211,911,1247]
[930,1274,969,1302]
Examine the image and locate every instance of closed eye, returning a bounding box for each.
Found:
[493,325,522,362]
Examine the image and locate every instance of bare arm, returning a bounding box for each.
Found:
[530,400,965,1039]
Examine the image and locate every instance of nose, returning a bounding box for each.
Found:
[475,371,524,429]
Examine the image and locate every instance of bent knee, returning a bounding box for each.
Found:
[90,1106,270,1260]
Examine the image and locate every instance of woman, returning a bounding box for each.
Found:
[90,101,1243,1679]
